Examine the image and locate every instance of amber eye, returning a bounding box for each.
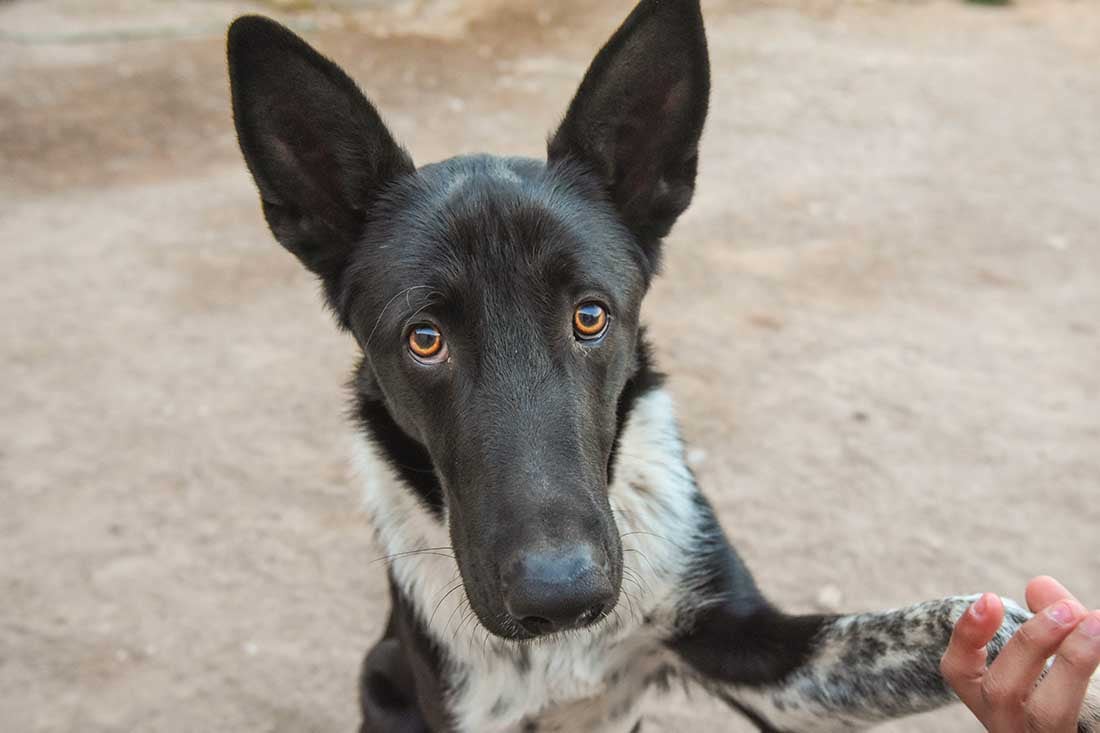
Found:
[408,325,445,361]
[573,302,608,340]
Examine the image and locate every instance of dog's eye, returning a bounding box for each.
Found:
[573,302,608,340]
[408,325,446,362]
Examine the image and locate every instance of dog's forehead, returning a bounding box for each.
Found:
[357,154,647,311]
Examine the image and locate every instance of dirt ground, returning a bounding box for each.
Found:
[2,0,1098,731]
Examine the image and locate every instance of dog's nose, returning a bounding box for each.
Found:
[501,545,614,636]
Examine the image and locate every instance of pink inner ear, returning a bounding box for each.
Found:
[661,78,692,119]
[618,75,693,192]
[268,134,298,171]
[262,109,345,210]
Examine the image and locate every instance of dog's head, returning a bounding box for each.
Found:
[228,0,709,640]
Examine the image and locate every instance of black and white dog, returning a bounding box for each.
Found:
[227,2,1099,731]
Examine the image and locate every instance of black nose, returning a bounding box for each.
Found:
[501,545,614,636]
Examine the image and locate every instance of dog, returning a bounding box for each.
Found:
[226,1,1100,730]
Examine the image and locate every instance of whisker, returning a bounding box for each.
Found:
[428,581,466,630]
[621,589,643,625]
[621,564,652,596]
[618,583,638,621]
[370,546,455,565]
[619,529,691,554]
[458,608,479,653]
[391,462,436,475]
[623,547,658,576]
[366,285,434,346]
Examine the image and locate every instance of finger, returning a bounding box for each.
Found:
[941,593,1004,714]
[982,599,1088,714]
[1026,576,1079,614]
[1025,612,1100,730]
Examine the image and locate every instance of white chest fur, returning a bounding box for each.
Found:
[353,388,704,733]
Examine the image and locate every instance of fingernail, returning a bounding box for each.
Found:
[1046,601,1076,626]
[1080,614,1100,639]
[971,595,988,620]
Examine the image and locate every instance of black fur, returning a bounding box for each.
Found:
[608,330,663,487]
[352,367,445,518]
[359,577,450,732]
[669,498,830,688]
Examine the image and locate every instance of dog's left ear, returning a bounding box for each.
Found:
[548,0,709,265]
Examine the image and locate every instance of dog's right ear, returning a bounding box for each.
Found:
[227,16,413,311]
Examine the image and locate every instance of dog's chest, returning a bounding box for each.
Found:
[450,633,671,733]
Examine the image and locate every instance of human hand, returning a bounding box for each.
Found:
[941,576,1100,731]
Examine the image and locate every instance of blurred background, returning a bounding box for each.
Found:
[2,0,1098,730]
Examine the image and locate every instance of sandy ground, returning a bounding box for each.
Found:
[2,0,1099,730]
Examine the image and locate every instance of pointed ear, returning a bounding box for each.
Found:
[548,0,709,262]
[227,16,413,309]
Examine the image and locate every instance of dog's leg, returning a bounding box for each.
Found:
[359,578,456,732]
[668,544,1100,730]
[359,612,432,733]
